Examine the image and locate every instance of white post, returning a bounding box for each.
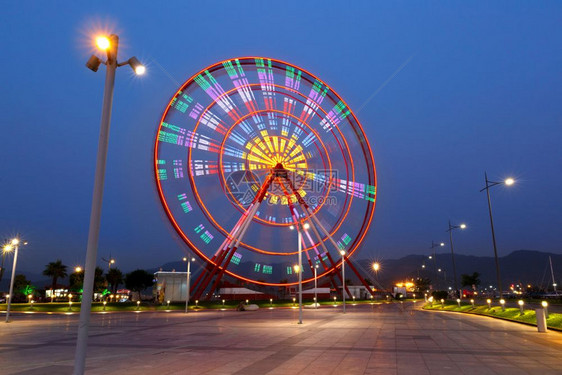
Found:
[298,229,303,324]
[314,265,318,309]
[342,253,346,314]
[73,34,118,375]
[185,258,191,313]
[5,244,19,323]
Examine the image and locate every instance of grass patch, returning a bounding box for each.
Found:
[423,301,562,330]
[0,299,386,313]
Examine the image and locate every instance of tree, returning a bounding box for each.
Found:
[93,267,106,293]
[414,277,431,293]
[13,274,31,302]
[125,270,154,301]
[43,260,67,301]
[461,272,481,289]
[106,268,124,294]
[69,271,84,292]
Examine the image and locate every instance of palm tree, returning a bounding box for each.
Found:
[106,268,124,294]
[43,260,67,302]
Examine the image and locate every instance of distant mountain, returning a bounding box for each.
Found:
[2,250,560,293]
[154,250,562,291]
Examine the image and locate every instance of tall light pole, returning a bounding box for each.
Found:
[430,241,445,290]
[74,34,145,375]
[447,221,466,299]
[4,238,22,323]
[480,174,514,300]
[340,250,346,313]
[290,222,308,324]
[183,256,195,313]
[314,264,318,309]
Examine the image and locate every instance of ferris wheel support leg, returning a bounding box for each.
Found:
[306,212,371,296]
[204,200,260,300]
[195,174,274,301]
[191,204,255,299]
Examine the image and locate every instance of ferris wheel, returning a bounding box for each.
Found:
[154,57,376,299]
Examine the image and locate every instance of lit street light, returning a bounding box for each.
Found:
[4,238,25,323]
[75,33,146,375]
[480,173,515,300]
[447,221,466,299]
[183,256,195,313]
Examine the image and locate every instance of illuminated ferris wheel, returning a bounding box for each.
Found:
[154,57,376,299]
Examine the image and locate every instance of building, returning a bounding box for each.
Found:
[153,271,189,303]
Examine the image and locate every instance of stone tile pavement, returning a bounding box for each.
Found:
[1,302,561,374]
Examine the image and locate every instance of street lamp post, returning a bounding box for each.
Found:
[314,264,318,309]
[340,250,346,313]
[183,256,195,313]
[430,241,445,289]
[74,33,145,375]
[480,173,515,300]
[290,222,308,324]
[4,238,21,323]
[447,221,466,299]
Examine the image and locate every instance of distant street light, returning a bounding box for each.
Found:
[5,238,26,323]
[480,173,515,300]
[183,256,195,313]
[75,32,146,375]
[447,221,466,299]
[75,266,83,273]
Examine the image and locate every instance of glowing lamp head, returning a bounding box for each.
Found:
[96,36,111,50]
[505,178,515,186]
[373,262,380,271]
[440,242,445,246]
[542,301,548,307]
[3,245,13,252]
[518,300,524,306]
[293,265,300,273]
[75,267,82,273]
[470,299,474,303]
[183,257,187,261]
[11,238,19,245]
[289,225,295,230]
[487,299,491,304]
[128,57,146,75]
[456,299,460,303]
[459,224,467,229]
[440,299,444,303]
[500,299,505,305]
[340,250,346,256]
[303,223,310,229]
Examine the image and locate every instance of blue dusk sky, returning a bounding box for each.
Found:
[1,1,561,275]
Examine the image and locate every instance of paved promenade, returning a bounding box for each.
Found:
[1,302,561,374]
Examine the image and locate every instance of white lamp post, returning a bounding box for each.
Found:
[314,264,319,309]
[74,33,145,375]
[4,238,22,323]
[291,222,308,324]
[340,250,346,313]
[183,256,195,313]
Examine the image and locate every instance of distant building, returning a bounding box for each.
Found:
[153,271,189,303]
